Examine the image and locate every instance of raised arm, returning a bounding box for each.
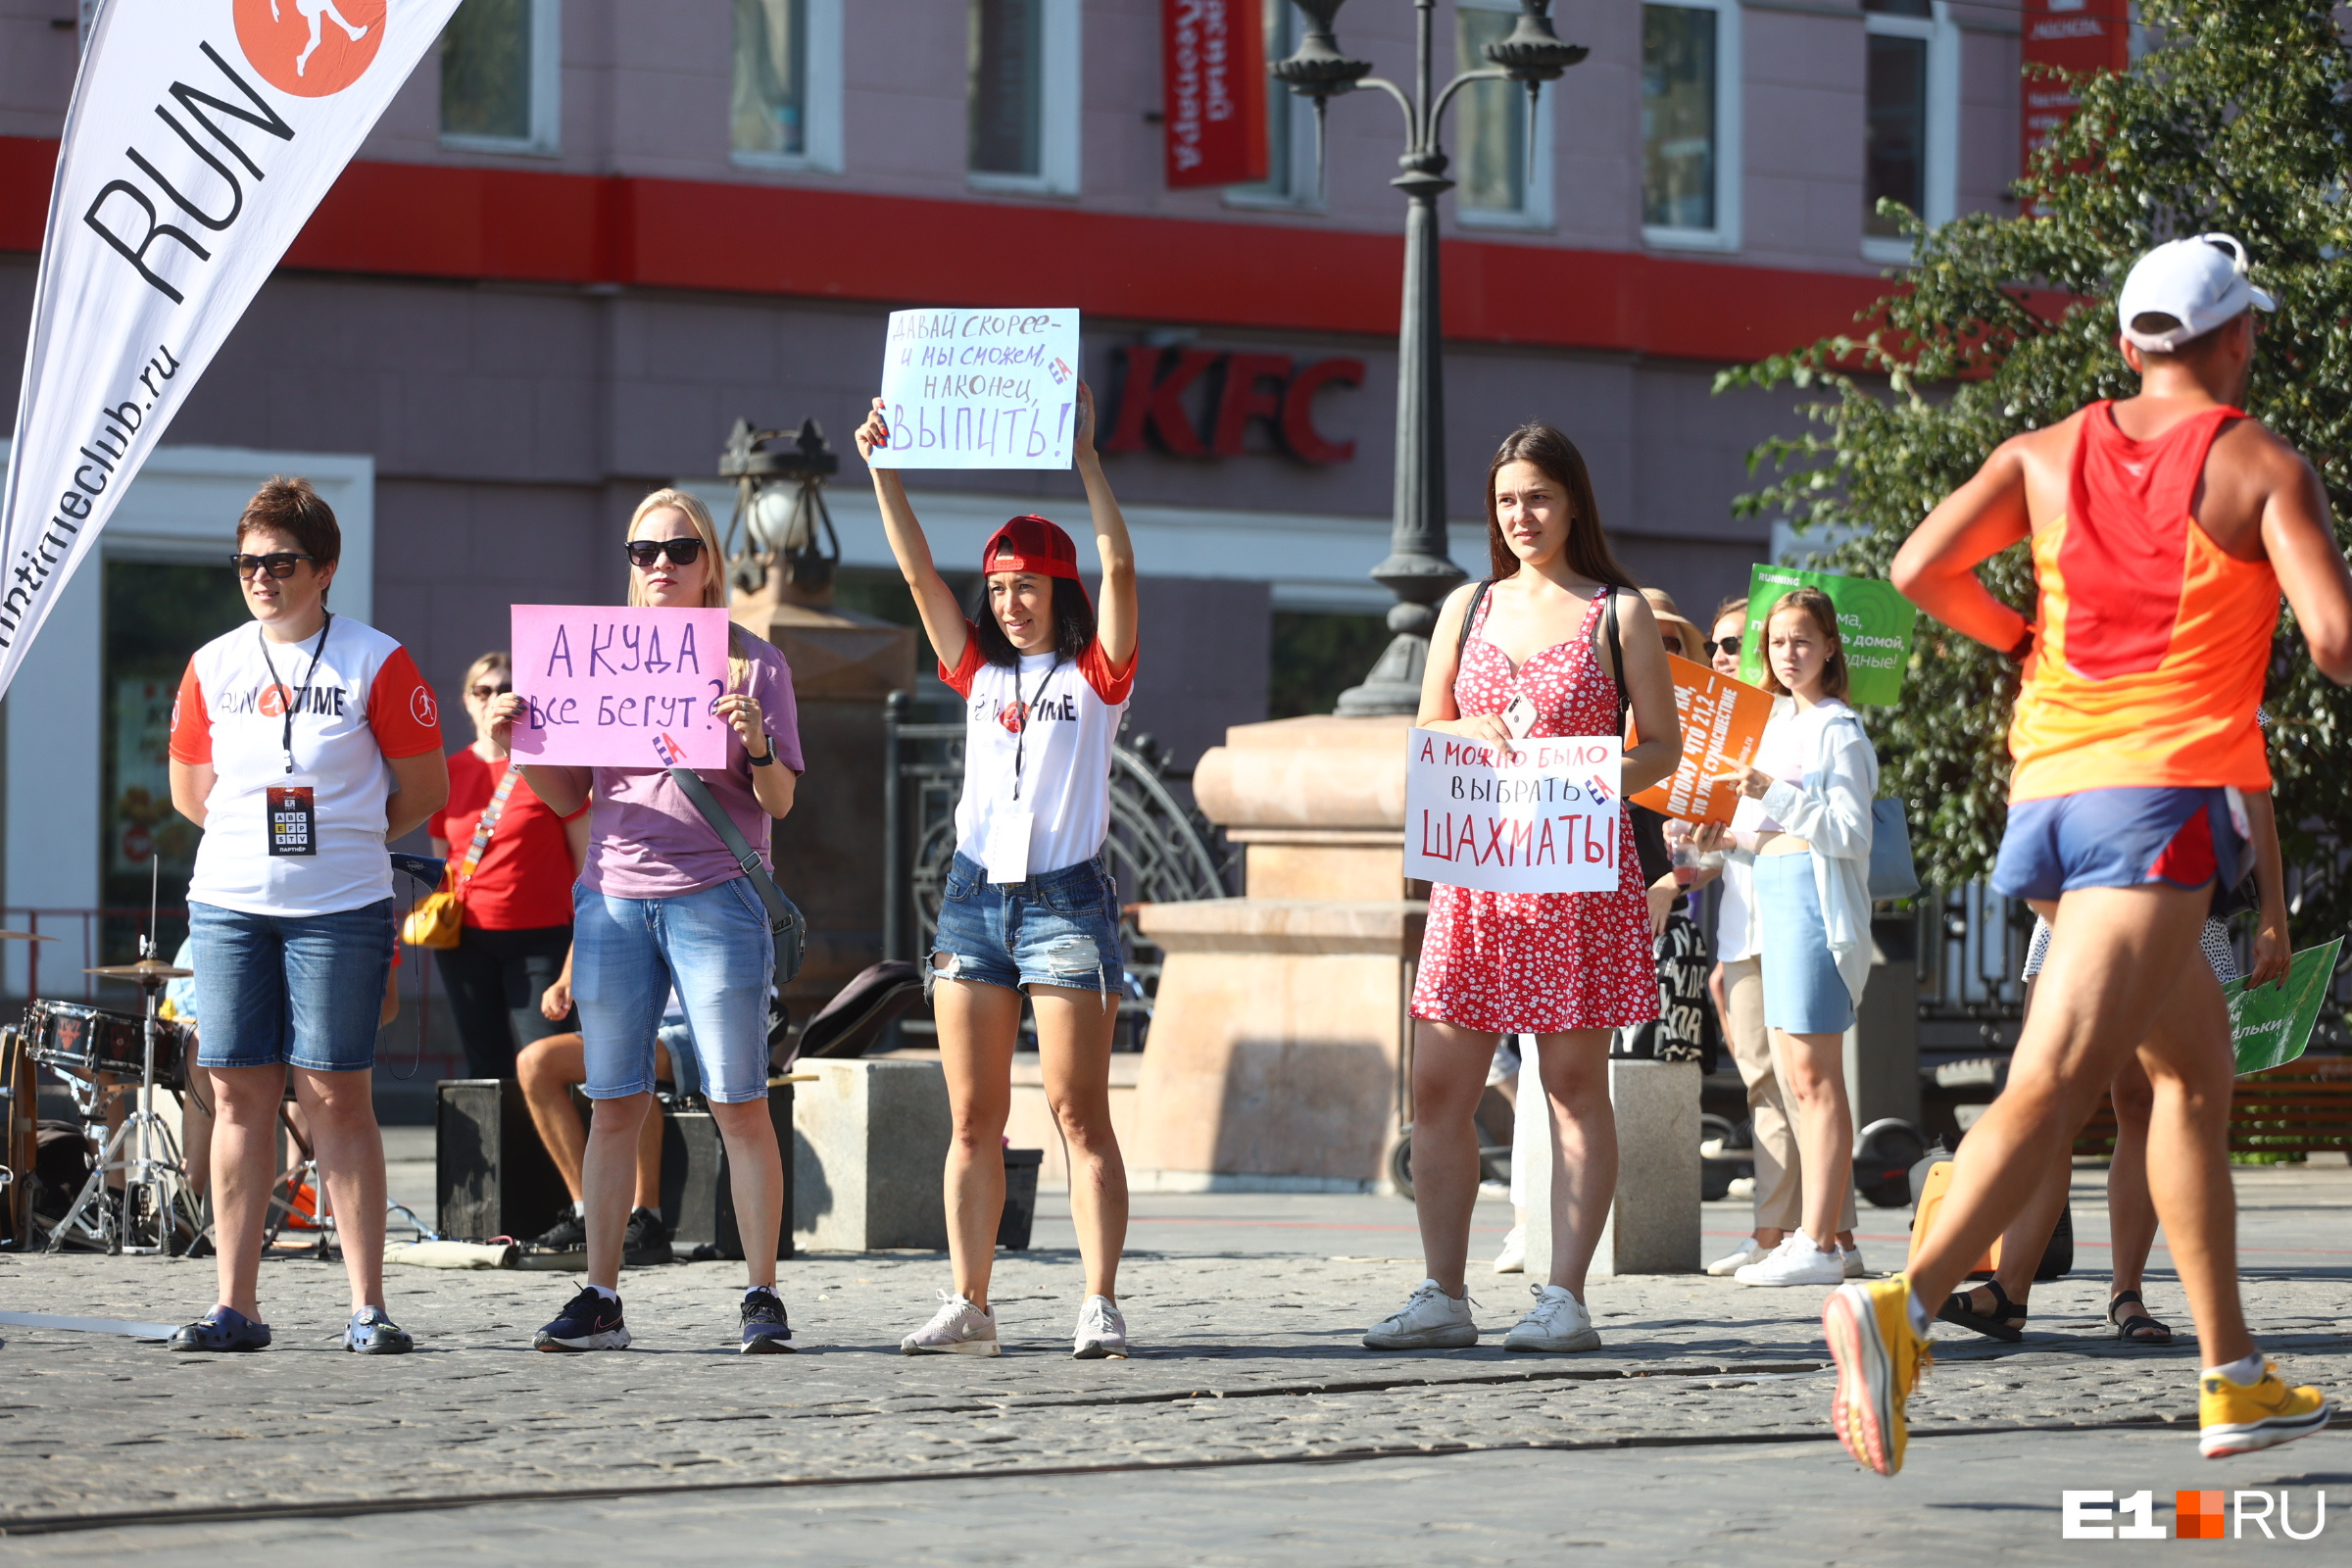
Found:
[1890,434,2037,652]
[1072,382,1137,668]
[855,398,971,673]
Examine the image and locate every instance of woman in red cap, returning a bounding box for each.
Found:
[855,384,1140,1360]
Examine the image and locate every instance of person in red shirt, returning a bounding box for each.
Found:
[426,651,589,1079]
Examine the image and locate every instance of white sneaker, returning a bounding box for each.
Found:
[1492,1225,1527,1274]
[900,1291,1001,1356]
[1734,1233,1845,1287]
[1073,1295,1127,1359]
[1363,1279,1478,1349]
[1705,1235,1769,1277]
[1726,1176,1756,1200]
[1842,1245,1867,1280]
[1502,1284,1600,1353]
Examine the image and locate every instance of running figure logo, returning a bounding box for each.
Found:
[233,0,387,97]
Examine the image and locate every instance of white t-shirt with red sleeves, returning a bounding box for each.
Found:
[170,613,444,917]
[942,626,1137,879]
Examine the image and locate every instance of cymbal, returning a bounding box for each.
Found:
[0,930,58,942]
[84,959,195,980]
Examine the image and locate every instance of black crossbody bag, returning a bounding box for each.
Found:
[666,765,808,987]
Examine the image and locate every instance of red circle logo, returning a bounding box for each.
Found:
[259,683,288,718]
[233,0,388,98]
[411,685,438,727]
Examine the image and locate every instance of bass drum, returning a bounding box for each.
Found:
[1,1027,33,1248]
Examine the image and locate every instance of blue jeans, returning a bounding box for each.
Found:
[930,852,1123,997]
[573,878,774,1104]
[188,899,395,1072]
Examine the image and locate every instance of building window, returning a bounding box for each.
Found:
[1641,0,1740,251]
[1230,0,1318,208]
[732,0,844,172]
[1454,0,1552,227]
[967,0,1080,194]
[440,0,560,155]
[1862,0,1957,262]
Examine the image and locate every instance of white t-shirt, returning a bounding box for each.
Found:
[941,626,1137,879]
[1751,696,1805,833]
[170,613,444,917]
[1714,793,1764,963]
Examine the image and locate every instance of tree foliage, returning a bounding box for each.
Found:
[1720,0,2352,935]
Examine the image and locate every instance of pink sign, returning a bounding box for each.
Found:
[508,605,733,768]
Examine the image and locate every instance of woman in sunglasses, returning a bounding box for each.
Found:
[424,653,590,1083]
[488,490,807,1355]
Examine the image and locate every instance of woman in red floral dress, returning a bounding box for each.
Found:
[1365,424,1682,1357]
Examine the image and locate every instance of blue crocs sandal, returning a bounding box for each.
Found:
[167,1306,271,1353]
[344,1306,416,1355]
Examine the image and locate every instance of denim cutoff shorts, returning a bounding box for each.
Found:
[189,899,395,1073]
[571,878,775,1104]
[1752,852,1855,1035]
[931,852,1124,997]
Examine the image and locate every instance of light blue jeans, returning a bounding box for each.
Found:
[188,899,394,1072]
[572,878,773,1104]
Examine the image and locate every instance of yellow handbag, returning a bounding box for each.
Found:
[402,764,519,950]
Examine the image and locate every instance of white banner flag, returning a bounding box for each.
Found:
[0,0,461,697]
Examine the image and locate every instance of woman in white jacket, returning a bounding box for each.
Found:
[1715,587,1878,1289]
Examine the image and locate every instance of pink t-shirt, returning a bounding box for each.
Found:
[581,632,805,899]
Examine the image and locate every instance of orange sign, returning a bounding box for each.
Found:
[1631,655,1773,825]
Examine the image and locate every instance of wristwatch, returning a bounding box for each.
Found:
[748,735,776,766]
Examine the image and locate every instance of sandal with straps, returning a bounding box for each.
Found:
[1937,1276,2029,1343]
[2108,1291,2174,1346]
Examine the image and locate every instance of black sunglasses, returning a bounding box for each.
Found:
[1708,635,1742,658]
[230,551,315,579]
[624,538,705,568]
[470,683,513,700]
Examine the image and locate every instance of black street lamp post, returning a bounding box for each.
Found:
[1272,1,1585,714]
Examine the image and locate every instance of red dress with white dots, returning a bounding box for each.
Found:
[1409,590,1657,1035]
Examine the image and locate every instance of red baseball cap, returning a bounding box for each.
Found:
[981,514,1081,581]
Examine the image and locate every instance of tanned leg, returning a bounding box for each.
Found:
[1033,986,1126,1302]
[1533,1028,1616,1300]
[933,973,1021,1312]
[1411,1020,1499,1298]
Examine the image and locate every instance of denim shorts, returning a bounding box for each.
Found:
[931,852,1123,997]
[188,899,395,1073]
[572,878,774,1104]
[1752,853,1854,1035]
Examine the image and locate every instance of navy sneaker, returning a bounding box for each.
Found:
[624,1206,673,1266]
[534,1285,630,1352]
[740,1287,795,1354]
[344,1306,415,1355]
[167,1305,271,1353]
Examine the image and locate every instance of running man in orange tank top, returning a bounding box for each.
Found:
[1817,236,2352,1477]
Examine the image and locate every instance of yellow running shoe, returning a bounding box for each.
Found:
[1824,1276,1932,1477]
[2199,1362,2334,1458]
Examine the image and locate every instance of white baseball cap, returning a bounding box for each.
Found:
[2116,233,2274,353]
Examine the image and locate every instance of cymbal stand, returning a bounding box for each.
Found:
[46,943,192,1255]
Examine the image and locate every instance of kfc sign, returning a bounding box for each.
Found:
[1103,345,1362,464]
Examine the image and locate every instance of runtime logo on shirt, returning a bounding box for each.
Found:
[985,692,1078,733]
[218,682,351,719]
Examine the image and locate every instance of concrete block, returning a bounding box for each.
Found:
[1521,1058,1702,1280]
[792,1058,951,1251]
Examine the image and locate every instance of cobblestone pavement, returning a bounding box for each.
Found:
[0,1161,2344,1562]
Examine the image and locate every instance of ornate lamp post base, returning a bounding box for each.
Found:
[1335,551,1465,715]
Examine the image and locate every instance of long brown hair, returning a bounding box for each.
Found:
[1484,423,1634,588]
[1758,587,1850,702]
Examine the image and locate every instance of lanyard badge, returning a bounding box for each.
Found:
[266,782,318,857]
[254,613,334,775]
[986,655,1059,883]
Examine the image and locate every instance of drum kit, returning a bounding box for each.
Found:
[0,929,204,1255]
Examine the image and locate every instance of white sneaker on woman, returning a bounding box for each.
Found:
[1842,1245,1868,1280]
[1735,1234,1845,1287]
[900,1292,1000,1355]
[1705,1235,1769,1277]
[1502,1284,1600,1352]
[1363,1280,1478,1349]
[1492,1225,1527,1274]
[1073,1295,1127,1359]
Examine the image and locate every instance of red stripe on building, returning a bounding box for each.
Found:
[0,135,1885,364]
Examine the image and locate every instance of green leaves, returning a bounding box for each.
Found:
[1723,0,2352,930]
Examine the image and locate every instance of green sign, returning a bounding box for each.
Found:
[2228,938,2342,1077]
[1738,564,1920,708]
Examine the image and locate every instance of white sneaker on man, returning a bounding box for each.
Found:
[1734,1234,1845,1287]
[1492,1225,1527,1274]
[1705,1235,1770,1277]
[1072,1295,1127,1359]
[900,1291,1000,1355]
[1502,1284,1600,1352]
[1363,1279,1478,1349]
[1842,1245,1868,1280]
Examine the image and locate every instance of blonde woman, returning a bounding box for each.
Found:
[489,490,805,1353]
